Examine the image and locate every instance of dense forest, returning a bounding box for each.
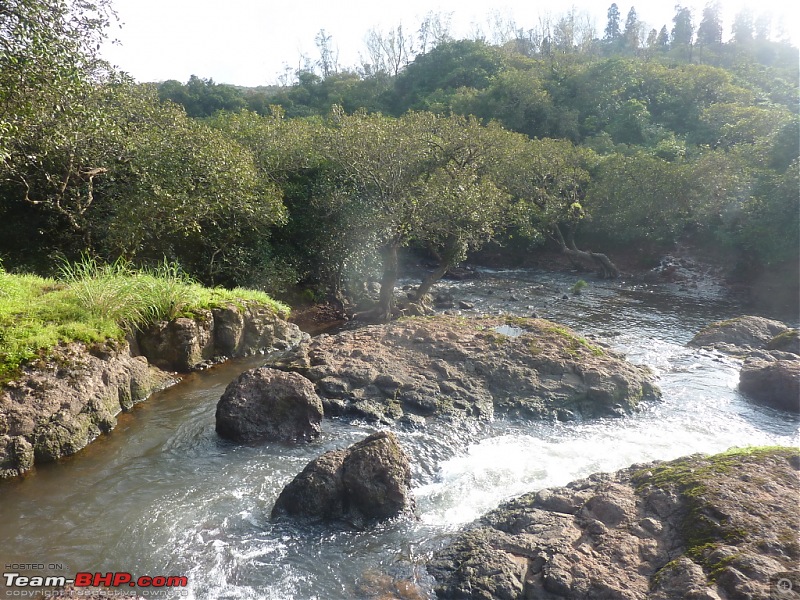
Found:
[1,0,798,318]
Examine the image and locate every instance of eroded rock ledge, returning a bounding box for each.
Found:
[266,315,660,424]
[428,447,800,600]
[0,303,306,478]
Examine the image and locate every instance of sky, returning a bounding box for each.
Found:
[99,0,799,87]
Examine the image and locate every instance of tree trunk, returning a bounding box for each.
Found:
[413,235,465,302]
[552,225,620,279]
[377,242,399,321]
[414,261,450,302]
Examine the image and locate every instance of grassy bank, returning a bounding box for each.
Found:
[0,258,289,383]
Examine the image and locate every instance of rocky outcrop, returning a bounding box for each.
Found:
[689,316,799,413]
[689,315,792,354]
[1,303,306,478]
[740,352,800,413]
[266,316,660,424]
[271,431,414,526]
[136,302,306,372]
[428,447,800,600]
[0,340,171,478]
[215,367,323,443]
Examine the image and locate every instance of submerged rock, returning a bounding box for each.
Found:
[215,367,323,443]
[271,431,414,526]
[266,315,660,424]
[428,447,800,600]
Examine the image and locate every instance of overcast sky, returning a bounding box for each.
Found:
[99,0,798,87]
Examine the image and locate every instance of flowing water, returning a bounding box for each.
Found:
[1,269,798,599]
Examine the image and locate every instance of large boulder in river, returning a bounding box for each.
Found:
[215,367,323,443]
[689,315,790,353]
[265,315,660,423]
[428,447,800,600]
[739,353,800,413]
[271,431,414,525]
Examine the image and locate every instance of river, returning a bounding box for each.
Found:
[0,268,797,599]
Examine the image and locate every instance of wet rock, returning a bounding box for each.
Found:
[215,367,323,443]
[272,431,414,525]
[689,316,790,353]
[739,354,800,413]
[137,303,306,372]
[429,447,800,600]
[266,316,660,424]
[0,341,171,478]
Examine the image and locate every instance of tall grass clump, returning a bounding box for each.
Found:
[59,256,200,329]
[0,257,289,383]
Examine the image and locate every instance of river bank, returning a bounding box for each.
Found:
[0,300,306,478]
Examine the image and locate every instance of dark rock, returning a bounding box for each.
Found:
[429,448,800,600]
[272,431,414,525]
[216,367,323,443]
[266,316,660,424]
[689,316,790,352]
[739,354,800,413]
[458,300,475,310]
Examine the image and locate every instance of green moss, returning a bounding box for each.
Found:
[634,446,799,574]
[543,324,605,357]
[571,279,588,295]
[480,331,508,345]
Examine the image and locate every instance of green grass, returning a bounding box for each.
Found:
[0,258,289,383]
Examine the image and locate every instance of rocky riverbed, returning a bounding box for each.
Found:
[265,315,660,424]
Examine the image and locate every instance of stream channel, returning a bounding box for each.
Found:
[1,268,798,599]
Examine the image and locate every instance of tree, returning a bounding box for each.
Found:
[656,25,670,50]
[315,29,339,78]
[696,2,723,46]
[1,0,117,260]
[604,4,622,42]
[623,7,642,52]
[89,84,285,284]
[417,11,453,54]
[157,76,247,118]
[317,108,510,319]
[362,24,413,77]
[671,6,694,47]
[732,10,754,45]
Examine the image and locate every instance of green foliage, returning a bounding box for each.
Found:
[2,0,798,298]
[0,259,288,383]
[571,280,588,295]
[157,76,247,118]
